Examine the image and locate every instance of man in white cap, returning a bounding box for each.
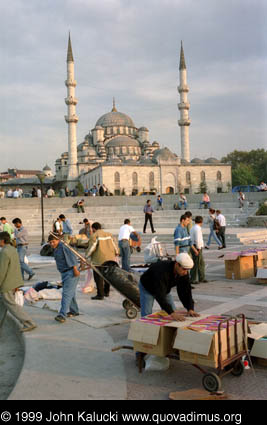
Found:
[139,253,199,321]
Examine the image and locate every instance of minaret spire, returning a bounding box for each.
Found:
[65,34,78,183]
[177,41,191,162]
[112,97,117,112]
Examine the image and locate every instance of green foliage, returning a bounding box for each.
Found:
[199,181,208,194]
[76,182,84,196]
[256,203,267,216]
[221,149,267,186]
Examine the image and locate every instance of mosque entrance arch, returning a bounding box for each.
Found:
[166,186,174,194]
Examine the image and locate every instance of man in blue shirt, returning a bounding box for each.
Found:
[174,214,195,255]
[59,214,73,242]
[48,234,80,323]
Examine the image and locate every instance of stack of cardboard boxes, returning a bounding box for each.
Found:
[224,248,267,280]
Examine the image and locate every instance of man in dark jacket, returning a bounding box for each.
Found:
[139,253,199,321]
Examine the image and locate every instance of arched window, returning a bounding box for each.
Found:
[149,172,154,189]
[114,172,120,186]
[132,172,138,187]
[186,171,191,184]
[200,171,206,182]
[217,171,222,181]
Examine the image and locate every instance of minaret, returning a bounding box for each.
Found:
[178,41,191,162]
[65,33,78,182]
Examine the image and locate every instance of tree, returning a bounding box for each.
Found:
[221,149,267,185]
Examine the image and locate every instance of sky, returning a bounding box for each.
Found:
[0,0,266,172]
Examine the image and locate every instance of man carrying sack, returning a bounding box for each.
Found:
[0,232,36,332]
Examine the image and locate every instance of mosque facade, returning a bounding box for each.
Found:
[55,36,231,195]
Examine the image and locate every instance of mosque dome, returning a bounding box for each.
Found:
[191,158,203,164]
[43,165,51,171]
[139,127,149,131]
[152,147,178,163]
[95,110,135,128]
[205,157,220,164]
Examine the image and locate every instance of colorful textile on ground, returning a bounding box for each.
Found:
[139,310,187,326]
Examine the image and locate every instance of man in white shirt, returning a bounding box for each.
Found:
[216,210,226,248]
[7,189,13,198]
[13,188,19,198]
[37,188,42,198]
[118,219,138,271]
[190,216,207,284]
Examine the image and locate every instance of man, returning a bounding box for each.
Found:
[199,192,210,209]
[185,210,193,234]
[37,187,41,198]
[156,195,163,211]
[0,217,14,239]
[77,199,85,213]
[118,219,138,272]
[0,232,36,332]
[0,187,5,199]
[178,193,187,210]
[143,200,156,234]
[85,222,118,300]
[190,216,208,284]
[174,214,193,255]
[12,218,35,281]
[139,252,199,319]
[216,210,226,248]
[79,218,91,238]
[48,234,80,323]
[7,188,13,198]
[13,188,19,199]
[47,187,55,198]
[59,214,73,242]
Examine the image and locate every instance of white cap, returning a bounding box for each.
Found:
[175,253,194,269]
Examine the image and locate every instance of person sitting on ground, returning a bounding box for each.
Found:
[258,182,267,191]
[47,187,55,198]
[79,218,91,238]
[156,195,163,210]
[0,231,37,332]
[76,199,85,213]
[199,192,210,209]
[178,193,187,210]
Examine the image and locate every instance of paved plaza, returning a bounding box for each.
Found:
[1,233,267,400]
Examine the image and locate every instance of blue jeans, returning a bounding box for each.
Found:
[199,201,210,209]
[178,201,187,209]
[119,240,131,272]
[17,246,34,279]
[138,281,176,317]
[207,226,222,247]
[59,269,79,318]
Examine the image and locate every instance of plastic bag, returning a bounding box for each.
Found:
[145,355,170,372]
[24,255,29,265]
[14,290,24,306]
[144,237,163,263]
[24,287,40,302]
[79,269,95,293]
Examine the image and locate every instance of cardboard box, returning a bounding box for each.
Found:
[256,267,267,284]
[256,251,267,268]
[128,311,209,357]
[225,256,256,280]
[173,320,246,368]
[248,322,267,361]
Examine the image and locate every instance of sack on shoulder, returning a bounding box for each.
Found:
[213,219,221,231]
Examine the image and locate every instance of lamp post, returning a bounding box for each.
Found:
[36,173,46,245]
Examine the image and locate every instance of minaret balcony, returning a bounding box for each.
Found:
[177,85,189,93]
[65,79,77,87]
[65,114,79,123]
[178,102,190,110]
[65,96,78,105]
[178,119,191,126]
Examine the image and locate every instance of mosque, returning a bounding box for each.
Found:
[55,36,231,195]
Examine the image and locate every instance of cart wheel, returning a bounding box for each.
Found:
[126,307,138,319]
[122,299,132,310]
[231,360,245,377]
[202,373,222,392]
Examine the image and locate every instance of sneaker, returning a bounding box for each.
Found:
[205,246,209,250]
[55,315,66,323]
[67,312,79,317]
[199,279,208,283]
[28,273,35,281]
[152,230,156,233]
[91,295,104,300]
[20,323,37,333]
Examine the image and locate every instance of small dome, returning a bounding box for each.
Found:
[106,136,140,148]
[191,158,203,164]
[152,141,160,147]
[139,127,149,131]
[43,165,51,171]
[139,157,153,164]
[94,125,104,130]
[152,147,178,163]
[205,157,220,164]
[181,159,190,164]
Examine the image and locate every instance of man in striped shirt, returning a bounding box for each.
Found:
[174,214,193,255]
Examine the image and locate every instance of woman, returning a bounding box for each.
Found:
[205,209,223,250]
